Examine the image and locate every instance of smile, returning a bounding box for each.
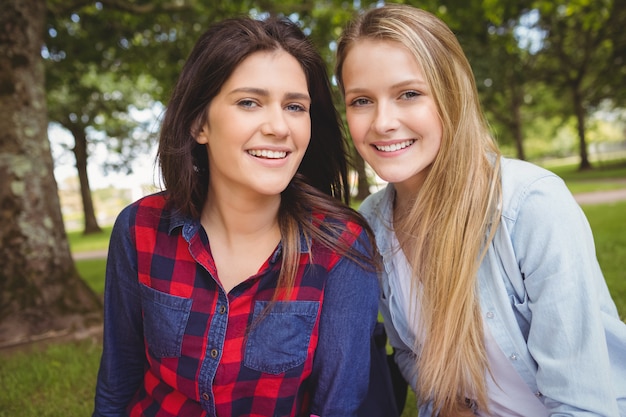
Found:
[247,150,288,159]
[374,140,415,152]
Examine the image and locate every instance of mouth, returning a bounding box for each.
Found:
[247,149,288,159]
[374,139,415,152]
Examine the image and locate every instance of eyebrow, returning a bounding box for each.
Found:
[345,79,428,95]
[229,87,310,101]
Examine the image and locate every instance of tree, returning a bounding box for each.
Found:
[472,2,535,160]
[46,65,159,234]
[532,0,626,170]
[44,1,193,234]
[423,0,536,160]
[0,0,101,346]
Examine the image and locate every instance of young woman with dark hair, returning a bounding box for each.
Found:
[93,16,380,417]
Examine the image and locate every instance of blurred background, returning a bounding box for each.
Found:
[1,1,625,415]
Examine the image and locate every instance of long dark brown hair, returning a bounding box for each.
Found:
[158,16,377,294]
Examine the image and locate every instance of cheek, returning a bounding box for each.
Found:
[346,113,365,142]
[297,120,312,148]
[347,123,370,158]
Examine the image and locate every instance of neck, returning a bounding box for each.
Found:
[392,180,420,219]
[392,166,430,214]
[200,185,282,293]
[201,185,281,241]
[392,181,421,261]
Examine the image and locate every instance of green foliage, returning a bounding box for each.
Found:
[44,0,626,185]
[529,0,626,168]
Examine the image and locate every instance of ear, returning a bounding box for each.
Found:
[194,124,209,145]
[190,109,209,145]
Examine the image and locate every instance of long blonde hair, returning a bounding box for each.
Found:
[336,5,502,415]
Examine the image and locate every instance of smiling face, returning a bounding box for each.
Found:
[342,39,443,195]
[195,49,311,200]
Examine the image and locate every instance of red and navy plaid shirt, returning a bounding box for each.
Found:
[94,193,379,417]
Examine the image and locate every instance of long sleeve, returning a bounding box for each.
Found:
[503,166,626,416]
[93,205,145,417]
[377,285,415,393]
[309,229,380,416]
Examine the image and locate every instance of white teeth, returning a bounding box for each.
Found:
[375,140,415,152]
[248,149,287,159]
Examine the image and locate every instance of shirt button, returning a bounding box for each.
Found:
[510,353,518,360]
[210,349,219,358]
[218,305,226,314]
[202,392,210,401]
[486,311,494,319]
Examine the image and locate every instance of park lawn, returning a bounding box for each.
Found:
[0,338,101,417]
[67,226,112,253]
[542,158,626,195]
[582,201,626,321]
[2,165,624,417]
[75,258,108,295]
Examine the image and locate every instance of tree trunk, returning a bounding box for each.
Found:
[69,125,102,235]
[573,88,592,170]
[0,0,102,347]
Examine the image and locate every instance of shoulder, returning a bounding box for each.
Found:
[113,191,172,234]
[132,191,168,212]
[499,157,571,220]
[500,157,560,189]
[311,209,367,248]
[310,209,376,271]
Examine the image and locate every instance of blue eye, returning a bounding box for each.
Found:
[286,103,307,112]
[350,98,371,107]
[238,99,258,108]
[400,91,420,100]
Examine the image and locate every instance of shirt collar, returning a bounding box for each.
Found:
[165,209,313,263]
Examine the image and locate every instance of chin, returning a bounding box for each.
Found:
[376,172,411,184]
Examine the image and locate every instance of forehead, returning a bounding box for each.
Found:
[342,39,426,86]
[224,49,308,90]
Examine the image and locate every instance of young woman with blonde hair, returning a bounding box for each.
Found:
[336,4,626,416]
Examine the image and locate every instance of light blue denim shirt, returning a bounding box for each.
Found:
[360,157,626,416]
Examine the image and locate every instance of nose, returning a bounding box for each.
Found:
[261,105,290,139]
[372,102,399,135]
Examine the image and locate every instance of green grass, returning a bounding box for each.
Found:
[543,158,626,180]
[67,226,112,253]
[75,258,108,295]
[0,339,101,417]
[541,158,626,195]
[582,201,626,321]
[2,161,624,417]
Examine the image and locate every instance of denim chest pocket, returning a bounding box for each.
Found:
[244,301,319,375]
[139,283,193,358]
